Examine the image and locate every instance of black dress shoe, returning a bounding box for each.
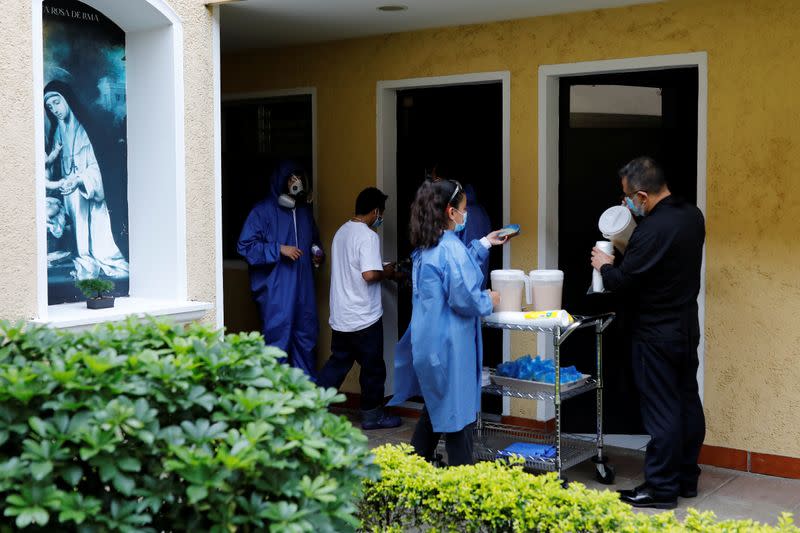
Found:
[618,486,677,510]
[680,484,698,498]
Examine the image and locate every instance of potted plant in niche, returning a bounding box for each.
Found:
[75,278,116,309]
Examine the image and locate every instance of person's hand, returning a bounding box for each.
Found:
[591,247,614,271]
[312,250,324,266]
[382,262,396,280]
[485,229,516,246]
[60,178,78,195]
[489,290,501,309]
[280,245,303,261]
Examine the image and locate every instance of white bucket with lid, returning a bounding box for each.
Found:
[598,205,637,250]
[529,269,564,311]
[490,269,531,312]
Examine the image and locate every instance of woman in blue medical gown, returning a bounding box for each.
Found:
[389,178,508,465]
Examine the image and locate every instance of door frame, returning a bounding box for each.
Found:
[219,87,318,329]
[377,72,511,407]
[538,52,708,401]
[221,88,319,213]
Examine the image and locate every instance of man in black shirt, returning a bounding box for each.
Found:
[591,156,706,510]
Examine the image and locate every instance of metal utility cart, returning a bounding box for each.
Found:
[477,312,616,483]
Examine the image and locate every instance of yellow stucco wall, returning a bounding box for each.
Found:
[223,0,800,457]
[0,0,218,322]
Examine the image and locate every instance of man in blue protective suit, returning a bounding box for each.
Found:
[238,161,323,379]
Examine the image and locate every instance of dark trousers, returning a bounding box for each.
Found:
[317,318,385,411]
[411,406,474,467]
[632,337,706,497]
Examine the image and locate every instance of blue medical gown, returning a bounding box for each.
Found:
[237,163,321,379]
[388,232,493,433]
[457,185,492,289]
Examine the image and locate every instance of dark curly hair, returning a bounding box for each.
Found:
[409,179,464,249]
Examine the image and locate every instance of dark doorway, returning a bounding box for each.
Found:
[395,83,504,414]
[557,68,699,434]
[221,95,313,333]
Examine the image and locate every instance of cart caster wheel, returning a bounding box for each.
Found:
[592,455,615,485]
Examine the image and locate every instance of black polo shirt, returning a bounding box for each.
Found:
[601,195,705,342]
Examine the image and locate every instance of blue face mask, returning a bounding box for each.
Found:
[625,196,645,217]
[454,209,468,232]
[371,216,383,229]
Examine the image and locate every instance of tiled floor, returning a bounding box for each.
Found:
[342,410,800,526]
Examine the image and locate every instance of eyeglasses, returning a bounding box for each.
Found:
[448,180,463,205]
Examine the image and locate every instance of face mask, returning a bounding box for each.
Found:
[625,196,645,217]
[278,194,296,209]
[371,216,383,229]
[453,209,468,233]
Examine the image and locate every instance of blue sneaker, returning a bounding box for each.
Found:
[361,407,402,430]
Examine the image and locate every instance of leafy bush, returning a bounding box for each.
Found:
[0,319,376,532]
[360,444,799,533]
[74,278,115,300]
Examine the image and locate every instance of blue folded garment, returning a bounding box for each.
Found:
[496,442,557,460]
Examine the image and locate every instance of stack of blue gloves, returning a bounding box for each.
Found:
[495,354,584,384]
[497,442,557,460]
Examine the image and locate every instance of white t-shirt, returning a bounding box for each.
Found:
[329,220,384,332]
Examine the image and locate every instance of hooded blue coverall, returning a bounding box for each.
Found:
[237,161,322,379]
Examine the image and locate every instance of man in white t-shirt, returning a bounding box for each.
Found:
[317,187,401,429]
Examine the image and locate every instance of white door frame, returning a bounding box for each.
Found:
[538,52,708,401]
[377,72,511,408]
[219,88,318,328]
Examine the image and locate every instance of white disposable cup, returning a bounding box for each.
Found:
[592,240,614,292]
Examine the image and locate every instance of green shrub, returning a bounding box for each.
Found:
[0,319,377,532]
[360,444,799,533]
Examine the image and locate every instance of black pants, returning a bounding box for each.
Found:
[632,337,706,497]
[411,406,474,467]
[317,318,385,411]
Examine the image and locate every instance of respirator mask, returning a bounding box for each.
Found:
[278,173,306,209]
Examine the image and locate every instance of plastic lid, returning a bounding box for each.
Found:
[490,269,527,281]
[529,269,564,282]
[598,205,632,236]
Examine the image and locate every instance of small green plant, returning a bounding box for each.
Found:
[0,319,377,531]
[360,443,799,532]
[75,278,115,300]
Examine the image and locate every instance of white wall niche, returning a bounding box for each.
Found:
[32,0,211,328]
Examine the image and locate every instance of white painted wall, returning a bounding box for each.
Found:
[32,0,199,326]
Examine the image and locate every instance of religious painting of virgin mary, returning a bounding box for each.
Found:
[43,0,129,304]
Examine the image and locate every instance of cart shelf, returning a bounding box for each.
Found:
[482,377,598,402]
[471,312,616,483]
[474,422,597,472]
[482,313,615,345]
